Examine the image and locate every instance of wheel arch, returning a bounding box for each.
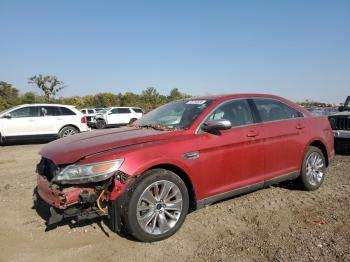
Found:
[307,140,329,166]
[143,163,197,212]
[58,124,80,134]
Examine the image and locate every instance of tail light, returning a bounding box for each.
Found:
[81,116,87,124]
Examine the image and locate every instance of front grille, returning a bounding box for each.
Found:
[36,158,60,181]
[329,116,350,130]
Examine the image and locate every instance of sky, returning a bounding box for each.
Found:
[0,0,349,103]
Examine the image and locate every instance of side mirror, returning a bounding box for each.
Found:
[108,112,112,115]
[201,119,232,134]
[338,106,344,112]
[3,113,11,119]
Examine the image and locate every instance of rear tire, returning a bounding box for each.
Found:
[95,119,107,129]
[58,126,78,138]
[129,118,137,124]
[120,169,189,242]
[298,146,326,191]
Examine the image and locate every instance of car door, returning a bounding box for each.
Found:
[117,108,132,123]
[36,106,61,134]
[107,108,131,124]
[107,108,122,124]
[194,99,265,197]
[2,106,39,136]
[251,98,306,181]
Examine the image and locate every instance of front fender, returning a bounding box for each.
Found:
[119,157,194,178]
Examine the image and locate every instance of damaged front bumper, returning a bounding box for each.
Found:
[35,171,132,228]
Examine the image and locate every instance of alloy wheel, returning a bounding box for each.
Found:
[136,180,183,235]
[305,152,325,186]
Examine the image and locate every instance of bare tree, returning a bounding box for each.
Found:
[28,75,65,101]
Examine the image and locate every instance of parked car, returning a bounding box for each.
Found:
[94,107,143,129]
[307,107,338,116]
[80,108,106,127]
[0,104,89,144]
[35,94,334,242]
[328,96,350,147]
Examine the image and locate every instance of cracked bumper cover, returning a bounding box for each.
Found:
[37,175,95,209]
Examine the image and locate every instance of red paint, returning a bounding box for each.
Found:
[38,94,334,206]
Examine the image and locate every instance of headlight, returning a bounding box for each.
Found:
[53,159,124,184]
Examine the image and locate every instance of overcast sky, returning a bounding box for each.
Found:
[0,0,349,103]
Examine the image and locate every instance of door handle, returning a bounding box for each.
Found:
[246,130,259,137]
[296,124,305,130]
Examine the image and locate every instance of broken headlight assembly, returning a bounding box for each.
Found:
[52,159,124,184]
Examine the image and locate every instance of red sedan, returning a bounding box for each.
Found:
[35,94,334,242]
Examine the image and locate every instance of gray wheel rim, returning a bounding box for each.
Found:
[136,180,183,235]
[62,129,77,137]
[305,152,324,186]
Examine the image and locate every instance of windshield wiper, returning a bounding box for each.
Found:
[135,123,178,131]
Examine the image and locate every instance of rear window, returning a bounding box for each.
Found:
[132,108,143,113]
[112,108,131,114]
[253,99,302,122]
[88,109,94,114]
[39,106,76,116]
[39,106,60,116]
[59,107,76,116]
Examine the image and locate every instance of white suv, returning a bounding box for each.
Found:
[80,108,106,127]
[94,107,143,129]
[0,104,89,144]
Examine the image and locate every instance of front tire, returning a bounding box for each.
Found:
[298,146,326,191]
[95,119,107,129]
[58,126,78,138]
[121,169,189,242]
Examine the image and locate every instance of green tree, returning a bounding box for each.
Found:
[28,75,65,101]
[92,93,119,108]
[167,88,191,101]
[21,92,36,104]
[141,87,163,110]
[0,81,20,110]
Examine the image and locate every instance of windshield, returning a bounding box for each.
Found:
[134,99,213,130]
[0,105,20,116]
[344,97,350,110]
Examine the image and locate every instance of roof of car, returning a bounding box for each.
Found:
[109,106,142,109]
[183,93,289,102]
[16,103,75,107]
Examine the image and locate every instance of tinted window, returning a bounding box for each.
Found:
[110,108,119,114]
[88,109,94,114]
[59,107,76,116]
[117,108,131,114]
[132,108,143,113]
[81,110,87,114]
[39,106,60,116]
[253,99,302,122]
[208,99,254,127]
[10,107,39,118]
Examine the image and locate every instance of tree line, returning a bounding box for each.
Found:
[0,74,336,112]
[0,75,190,111]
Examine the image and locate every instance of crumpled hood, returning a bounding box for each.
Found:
[40,127,172,165]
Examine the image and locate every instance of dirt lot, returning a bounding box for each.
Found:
[0,143,349,262]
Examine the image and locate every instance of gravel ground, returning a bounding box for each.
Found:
[0,143,349,262]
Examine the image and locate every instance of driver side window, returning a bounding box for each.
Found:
[10,106,39,118]
[208,99,254,127]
